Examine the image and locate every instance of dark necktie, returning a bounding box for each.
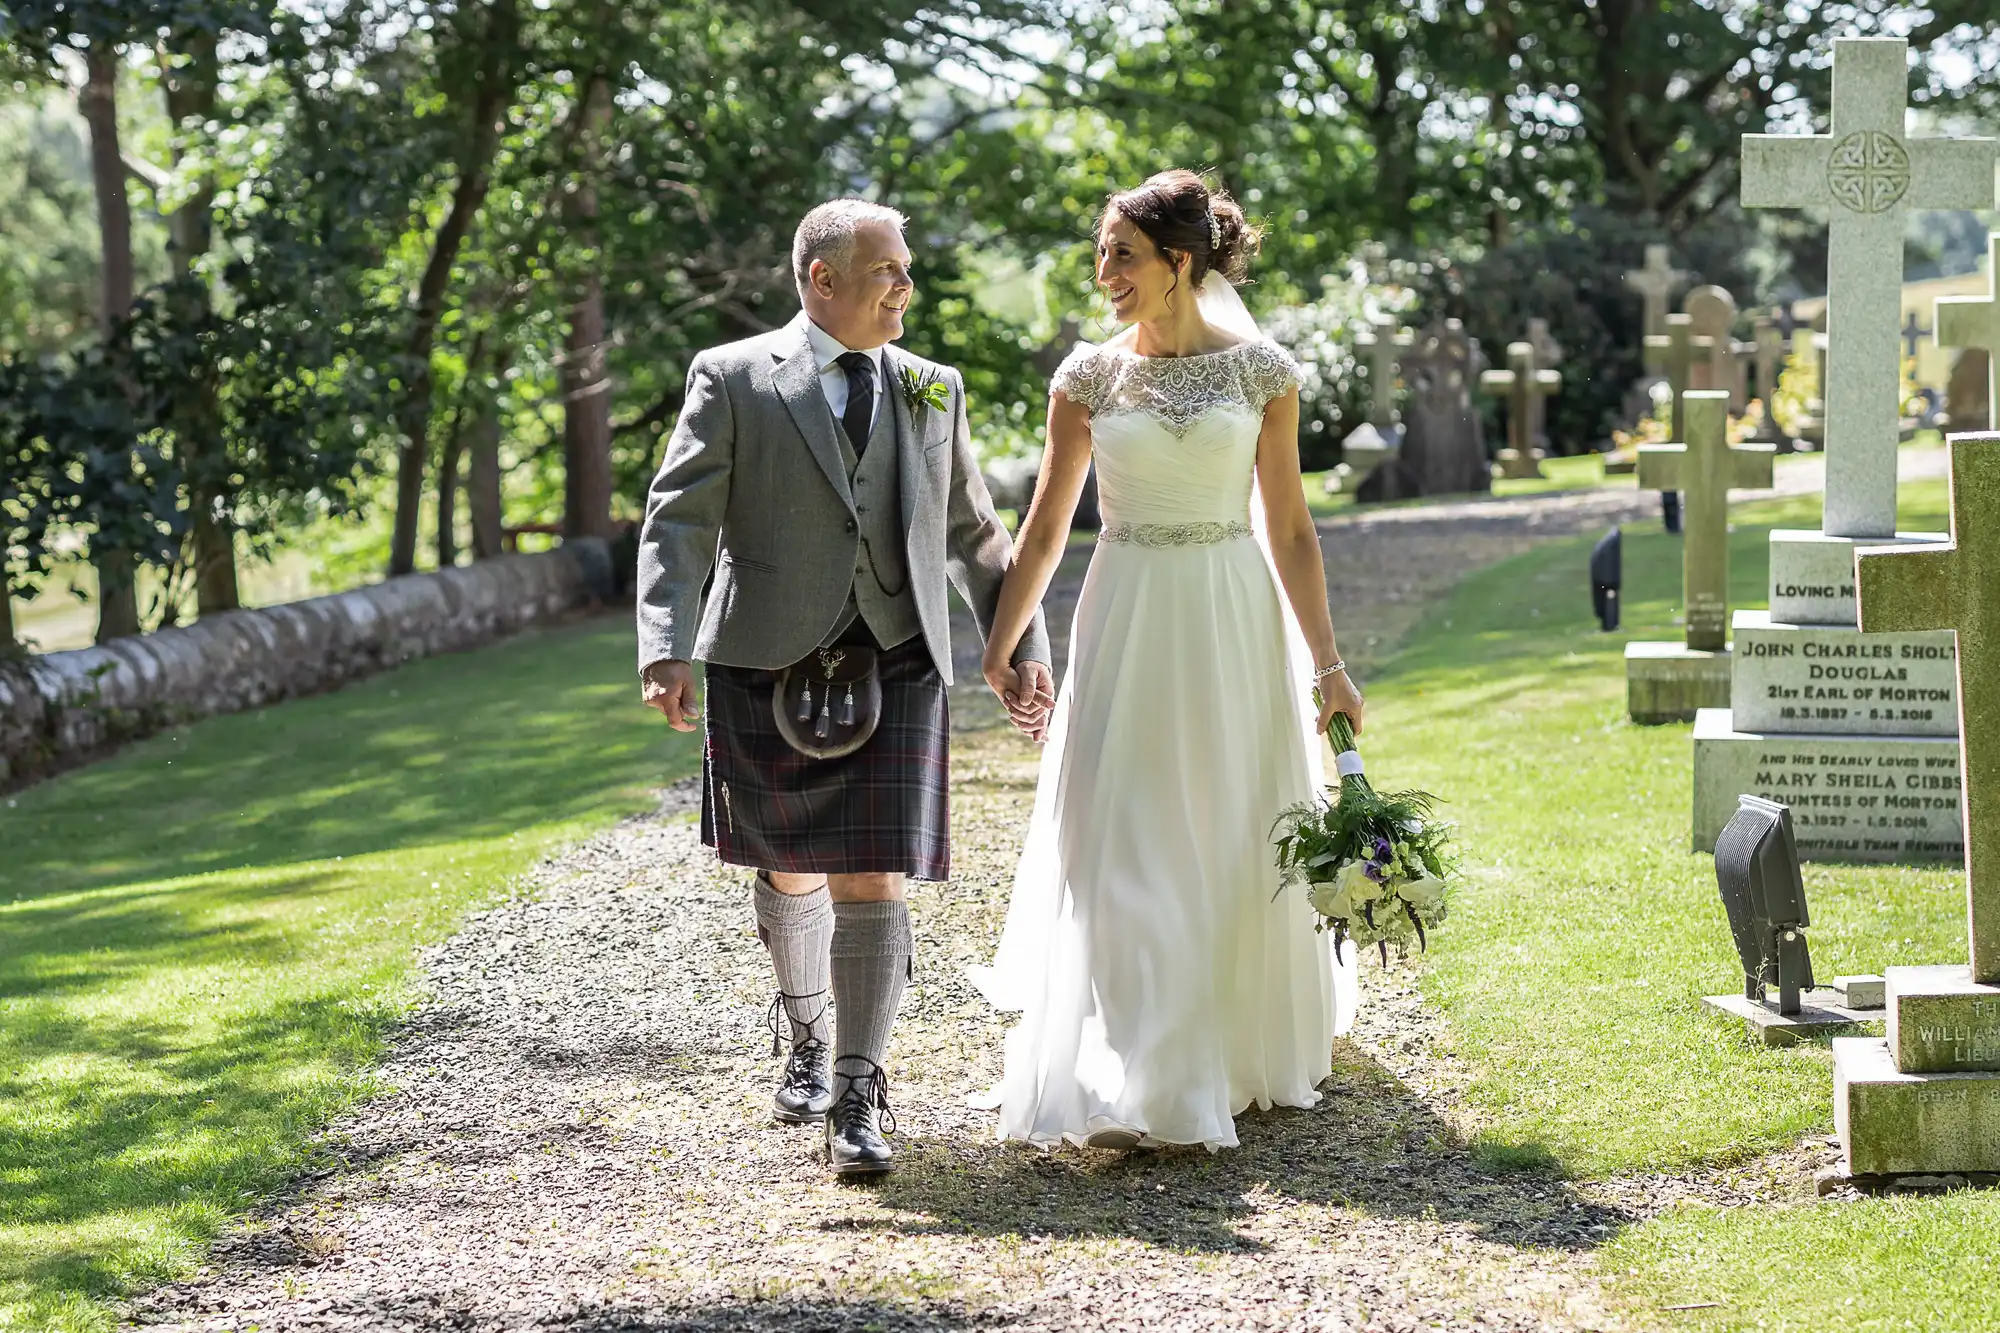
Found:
[836,351,874,457]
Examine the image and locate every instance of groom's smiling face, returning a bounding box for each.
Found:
[807,221,915,351]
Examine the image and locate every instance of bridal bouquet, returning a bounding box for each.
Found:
[1272,708,1459,963]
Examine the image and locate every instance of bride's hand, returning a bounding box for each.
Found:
[984,653,1054,740]
[1315,667,1364,738]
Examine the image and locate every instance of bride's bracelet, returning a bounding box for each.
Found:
[1312,659,1346,682]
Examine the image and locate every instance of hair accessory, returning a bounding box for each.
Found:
[1208,211,1222,250]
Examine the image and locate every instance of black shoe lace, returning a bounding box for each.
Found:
[830,1057,895,1138]
[765,989,830,1058]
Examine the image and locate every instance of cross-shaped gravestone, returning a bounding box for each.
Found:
[1685,285,1741,403]
[1527,318,1564,451]
[1936,233,2000,432]
[1644,314,1714,443]
[1480,340,1561,474]
[1356,316,1412,430]
[1752,317,1789,442]
[1638,390,1779,651]
[1855,433,2000,982]
[1902,311,1932,361]
[1742,36,1999,538]
[1626,244,1690,339]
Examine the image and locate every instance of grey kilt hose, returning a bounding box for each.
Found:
[700,637,951,881]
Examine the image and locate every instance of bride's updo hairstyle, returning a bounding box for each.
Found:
[1103,169,1262,308]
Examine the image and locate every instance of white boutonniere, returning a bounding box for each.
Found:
[899,365,950,419]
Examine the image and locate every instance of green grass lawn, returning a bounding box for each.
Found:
[0,615,694,1330]
[1364,474,1999,1330]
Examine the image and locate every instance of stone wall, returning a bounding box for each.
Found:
[0,538,616,787]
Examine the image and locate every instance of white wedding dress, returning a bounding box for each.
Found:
[970,336,1358,1151]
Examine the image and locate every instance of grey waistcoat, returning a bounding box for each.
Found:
[825,389,922,649]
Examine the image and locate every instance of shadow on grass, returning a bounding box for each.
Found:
[0,616,691,900]
[0,990,390,1298]
[871,1043,1631,1257]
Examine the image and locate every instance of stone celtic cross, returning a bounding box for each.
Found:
[1479,340,1562,457]
[1356,316,1412,429]
[1644,314,1714,443]
[1936,232,2000,432]
[1638,391,1778,651]
[1742,36,1999,539]
[1855,434,2000,982]
[1625,244,1689,339]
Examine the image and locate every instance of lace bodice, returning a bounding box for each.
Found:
[1051,340,1300,435]
[1050,340,1301,533]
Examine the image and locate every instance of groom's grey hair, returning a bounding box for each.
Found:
[793,199,908,298]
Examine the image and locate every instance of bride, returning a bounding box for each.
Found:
[970,169,1364,1151]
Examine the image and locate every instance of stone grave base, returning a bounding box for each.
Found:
[1836,1037,2000,1176]
[1727,609,1957,737]
[1703,991,1883,1046]
[1690,709,1962,859]
[1492,448,1546,480]
[1602,453,1638,475]
[1625,641,1731,723]
[1821,1168,2000,1195]
[1835,974,1887,1009]
[1766,528,1951,625]
[1887,965,2000,1073]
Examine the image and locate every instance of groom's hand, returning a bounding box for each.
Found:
[642,659,702,732]
[1013,660,1056,742]
[984,656,1053,742]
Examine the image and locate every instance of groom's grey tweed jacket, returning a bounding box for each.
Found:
[636,314,1049,684]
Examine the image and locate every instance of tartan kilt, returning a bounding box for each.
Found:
[700,637,951,880]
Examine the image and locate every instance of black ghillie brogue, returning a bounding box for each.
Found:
[767,991,833,1125]
[823,1056,896,1178]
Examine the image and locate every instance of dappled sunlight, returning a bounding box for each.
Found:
[0,615,700,1325]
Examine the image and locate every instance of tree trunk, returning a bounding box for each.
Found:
[161,32,239,615]
[469,361,508,561]
[388,0,518,576]
[437,423,464,569]
[562,73,615,541]
[80,43,141,643]
[0,582,15,652]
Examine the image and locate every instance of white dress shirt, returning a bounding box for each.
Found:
[804,319,884,435]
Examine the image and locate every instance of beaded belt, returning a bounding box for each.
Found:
[1097,520,1254,547]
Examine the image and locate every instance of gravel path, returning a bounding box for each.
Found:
[131,469,1878,1333]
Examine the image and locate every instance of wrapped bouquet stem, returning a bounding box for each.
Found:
[1272,699,1459,964]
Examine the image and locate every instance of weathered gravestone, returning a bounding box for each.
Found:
[1340,317,1412,486]
[1741,35,1998,538]
[1752,315,1793,448]
[1625,244,1689,340]
[1936,233,1999,433]
[1526,318,1564,451]
[1644,313,1714,446]
[1684,285,1742,406]
[1836,433,2000,1179]
[1481,340,1561,480]
[1625,391,1777,722]
[1691,35,1987,861]
[1355,320,1491,501]
[1948,349,1995,436]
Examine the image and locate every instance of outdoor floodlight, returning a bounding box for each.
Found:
[1714,794,1815,1015]
[1590,526,1621,632]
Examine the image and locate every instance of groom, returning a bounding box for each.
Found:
[636,199,1053,1178]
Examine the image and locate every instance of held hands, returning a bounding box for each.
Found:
[985,653,1056,743]
[1315,666,1364,738]
[641,659,702,732]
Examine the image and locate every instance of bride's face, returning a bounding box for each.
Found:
[1097,212,1187,325]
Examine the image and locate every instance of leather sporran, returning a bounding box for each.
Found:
[773,645,882,759]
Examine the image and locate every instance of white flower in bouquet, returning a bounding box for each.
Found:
[1399,873,1447,915]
